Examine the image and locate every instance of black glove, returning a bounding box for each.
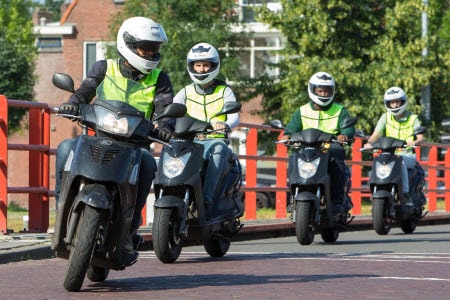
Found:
[151,126,172,142]
[59,102,79,121]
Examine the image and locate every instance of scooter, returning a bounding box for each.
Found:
[358,127,427,235]
[270,117,358,245]
[152,102,244,263]
[50,73,186,291]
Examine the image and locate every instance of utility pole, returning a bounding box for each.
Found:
[421,0,431,124]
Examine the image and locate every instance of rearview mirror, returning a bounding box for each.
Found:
[154,103,187,121]
[269,120,285,130]
[52,73,75,93]
[340,117,358,130]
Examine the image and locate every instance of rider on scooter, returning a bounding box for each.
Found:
[173,42,240,219]
[55,17,175,265]
[364,87,425,207]
[283,71,355,214]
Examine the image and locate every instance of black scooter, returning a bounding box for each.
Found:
[358,127,427,235]
[270,117,358,245]
[152,102,243,263]
[51,73,186,291]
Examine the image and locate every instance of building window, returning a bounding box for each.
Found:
[83,42,111,78]
[36,37,62,52]
[237,36,283,79]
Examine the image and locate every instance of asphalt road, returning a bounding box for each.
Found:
[1,224,450,299]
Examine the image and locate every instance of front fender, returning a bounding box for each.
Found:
[295,191,317,202]
[78,184,113,209]
[372,190,394,206]
[154,195,184,217]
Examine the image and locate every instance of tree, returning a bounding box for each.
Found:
[0,0,37,131]
[108,0,250,93]
[256,0,449,140]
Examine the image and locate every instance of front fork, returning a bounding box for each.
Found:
[291,186,321,224]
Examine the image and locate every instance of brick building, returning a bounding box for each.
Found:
[8,0,281,209]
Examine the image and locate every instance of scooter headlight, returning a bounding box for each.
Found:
[95,106,141,136]
[162,152,191,178]
[375,161,395,179]
[298,157,320,179]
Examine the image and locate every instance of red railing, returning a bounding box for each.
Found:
[240,123,450,219]
[0,96,54,234]
[1,97,450,233]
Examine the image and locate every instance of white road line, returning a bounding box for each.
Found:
[372,276,450,282]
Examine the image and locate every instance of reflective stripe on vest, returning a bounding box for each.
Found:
[185,84,226,123]
[300,102,343,134]
[386,112,417,144]
[104,59,160,118]
[185,84,227,138]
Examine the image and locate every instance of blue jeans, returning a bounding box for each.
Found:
[400,154,424,196]
[196,139,232,206]
[55,138,156,233]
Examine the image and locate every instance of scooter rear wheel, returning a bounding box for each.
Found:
[400,219,417,234]
[86,265,110,282]
[204,238,230,257]
[153,207,183,263]
[320,227,339,243]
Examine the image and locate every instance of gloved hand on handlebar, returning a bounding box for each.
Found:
[214,122,231,133]
[150,126,173,142]
[59,102,80,121]
[337,134,349,143]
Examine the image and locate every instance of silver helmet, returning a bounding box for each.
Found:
[384,86,407,116]
[308,72,336,107]
[116,17,168,74]
[187,43,220,85]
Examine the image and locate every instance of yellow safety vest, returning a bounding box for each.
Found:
[386,112,418,144]
[101,59,160,119]
[300,102,343,135]
[184,84,226,123]
[185,84,228,138]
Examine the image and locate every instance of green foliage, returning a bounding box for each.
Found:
[7,201,28,212]
[0,0,37,132]
[256,0,450,141]
[109,0,250,94]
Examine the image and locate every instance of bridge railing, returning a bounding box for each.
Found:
[1,97,449,233]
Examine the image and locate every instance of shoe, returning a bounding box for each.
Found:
[123,235,139,267]
[403,193,413,207]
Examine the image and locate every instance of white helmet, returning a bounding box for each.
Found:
[384,86,407,116]
[187,43,220,85]
[308,72,336,107]
[117,17,168,74]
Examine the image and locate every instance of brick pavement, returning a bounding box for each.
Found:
[1,212,450,264]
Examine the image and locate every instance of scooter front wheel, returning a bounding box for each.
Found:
[152,207,183,263]
[63,205,102,292]
[372,198,391,235]
[295,201,315,245]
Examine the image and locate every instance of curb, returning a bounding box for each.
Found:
[1,212,450,264]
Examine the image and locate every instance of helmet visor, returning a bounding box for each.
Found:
[310,84,335,97]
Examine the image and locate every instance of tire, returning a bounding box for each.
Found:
[321,227,339,243]
[400,219,417,234]
[204,238,231,257]
[372,199,391,235]
[86,265,110,282]
[152,207,183,263]
[256,192,271,210]
[63,205,102,292]
[295,201,315,245]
